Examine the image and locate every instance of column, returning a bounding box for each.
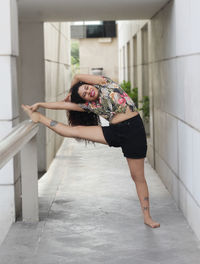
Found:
[18,22,46,172]
[0,0,20,245]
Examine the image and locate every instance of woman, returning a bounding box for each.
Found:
[22,74,160,228]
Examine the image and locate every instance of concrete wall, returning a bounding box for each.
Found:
[79,36,118,82]
[118,0,200,240]
[44,22,71,168]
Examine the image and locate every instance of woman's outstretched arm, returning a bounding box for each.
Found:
[29,101,84,112]
[21,104,107,144]
[71,74,106,88]
[21,104,73,137]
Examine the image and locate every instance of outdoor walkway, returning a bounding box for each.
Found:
[0,138,200,264]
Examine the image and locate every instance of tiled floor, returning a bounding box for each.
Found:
[0,138,200,264]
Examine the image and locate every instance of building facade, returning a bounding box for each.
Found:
[71,21,118,82]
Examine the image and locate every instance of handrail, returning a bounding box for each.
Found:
[0,119,39,222]
[0,120,39,169]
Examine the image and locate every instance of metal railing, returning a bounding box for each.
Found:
[0,120,39,222]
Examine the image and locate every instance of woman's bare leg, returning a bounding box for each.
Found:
[22,105,159,227]
[21,104,108,144]
[126,157,160,228]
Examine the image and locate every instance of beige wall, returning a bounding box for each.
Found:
[79,36,118,82]
[44,22,71,168]
[118,0,200,240]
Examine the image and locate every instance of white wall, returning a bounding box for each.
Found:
[118,0,200,240]
[44,22,71,168]
[151,0,200,241]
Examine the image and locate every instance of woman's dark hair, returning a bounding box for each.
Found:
[66,81,101,143]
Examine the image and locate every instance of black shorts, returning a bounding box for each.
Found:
[102,113,147,159]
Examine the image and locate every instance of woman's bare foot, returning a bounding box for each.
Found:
[144,216,160,228]
[21,104,41,123]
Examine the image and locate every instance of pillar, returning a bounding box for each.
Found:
[0,0,20,245]
[17,22,46,172]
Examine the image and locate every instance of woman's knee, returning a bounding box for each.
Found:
[70,125,107,144]
[133,175,146,183]
[64,125,81,138]
[71,125,85,138]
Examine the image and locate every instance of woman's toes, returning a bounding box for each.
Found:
[152,222,160,228]
[144,218,160,228]
[21,105,26,112]
[21,105,32,116]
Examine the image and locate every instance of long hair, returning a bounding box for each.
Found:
[66,81,101,143]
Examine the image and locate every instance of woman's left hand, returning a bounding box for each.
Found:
[29,103,40,112]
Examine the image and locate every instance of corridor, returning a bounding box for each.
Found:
[0,138,200,264]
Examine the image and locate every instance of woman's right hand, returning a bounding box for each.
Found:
[30,103,40,112]
[63,93,71,102]
[21,105,41,123]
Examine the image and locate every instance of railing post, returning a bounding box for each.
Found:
[20,134,39,222]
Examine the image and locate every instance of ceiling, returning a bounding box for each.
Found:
[17,0,170,22]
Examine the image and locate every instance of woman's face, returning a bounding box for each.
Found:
[78,84,99,101]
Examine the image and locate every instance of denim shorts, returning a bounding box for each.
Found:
[102,113,147,159]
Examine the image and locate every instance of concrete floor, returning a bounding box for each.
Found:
[0,138,200,264]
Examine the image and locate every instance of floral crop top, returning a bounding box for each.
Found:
[78,76,138,122]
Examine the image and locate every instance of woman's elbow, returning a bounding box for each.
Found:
[74,74,80,81]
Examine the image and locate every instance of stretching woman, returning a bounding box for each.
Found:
[22,74,160,228]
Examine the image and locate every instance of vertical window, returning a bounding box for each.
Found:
[141,24,150,135]
[133,35,137,88]
[123,46,125,81]
[119,48,123,82]
[127,41,131,82]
